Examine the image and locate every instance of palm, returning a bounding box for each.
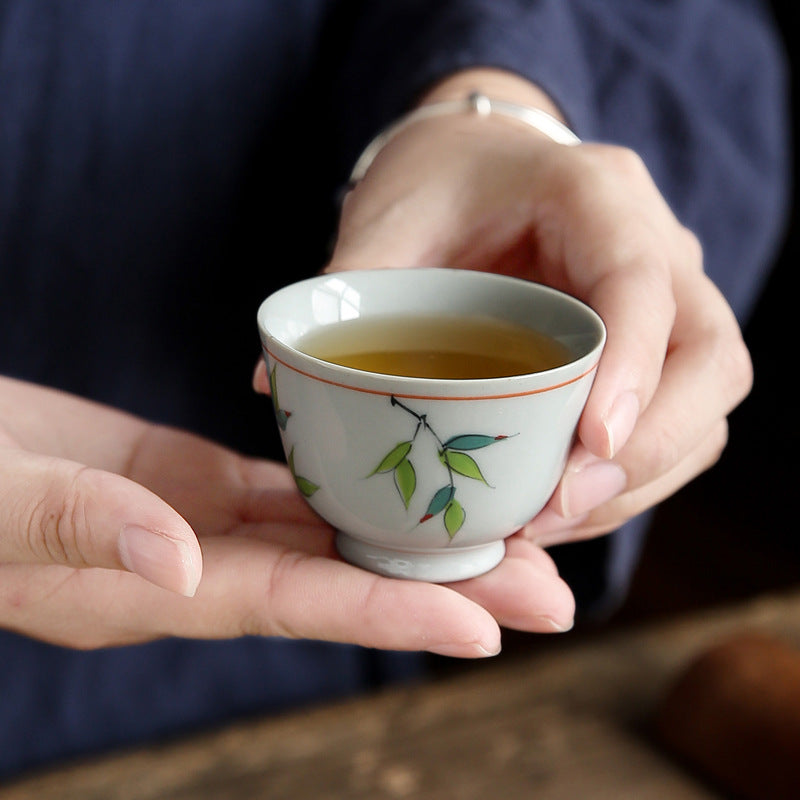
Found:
[123,425,329,545]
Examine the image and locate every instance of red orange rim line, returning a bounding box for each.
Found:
[264,348,598,400]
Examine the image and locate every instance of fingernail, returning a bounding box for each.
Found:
[428,641,502,659]
[559,461,627,518]
[540,616,574,633]
[118,525,201,597]
[602,391,639,458]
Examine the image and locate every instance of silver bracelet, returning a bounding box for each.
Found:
[348,91,581,185]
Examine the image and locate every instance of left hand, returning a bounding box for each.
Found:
[1,377,574,654]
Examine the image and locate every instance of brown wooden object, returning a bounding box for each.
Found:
[654,631,800,800]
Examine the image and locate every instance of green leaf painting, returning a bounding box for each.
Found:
[368,441,413,475]
[439,450,490,485]
[288,446,319,498]
[443,434,509,450]
[393,457,416,509]
[368,396,515,543]
[268,363,320,498]
[443,498,466,540]
[269,364,291,431]
[421,486,455,521]
[268,360,516,541]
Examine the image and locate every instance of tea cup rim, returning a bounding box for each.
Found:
[257,268,606,398]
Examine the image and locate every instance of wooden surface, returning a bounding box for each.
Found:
[3,587,800,799]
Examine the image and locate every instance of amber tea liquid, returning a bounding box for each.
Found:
[297,313,573,379]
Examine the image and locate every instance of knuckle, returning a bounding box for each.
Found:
[705,320,754,406]
[723,335,754,404]
[633,259,677,316]
[241,548,305,639]
[679,227,704,271]
[544,154,586,208]
[235,592,264,638]
[704,420,730,470]
[640,426,683,479]
[605,144,648,177]
[25,467,92,567]
[583,142,648,179]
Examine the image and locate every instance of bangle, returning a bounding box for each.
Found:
[348,91,581,185]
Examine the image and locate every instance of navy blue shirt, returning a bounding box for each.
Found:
[0,0,790,777]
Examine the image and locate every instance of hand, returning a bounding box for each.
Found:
[324,68,753,548]
[0,376,574,654]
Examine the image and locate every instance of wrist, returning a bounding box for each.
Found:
[348,76,578,187]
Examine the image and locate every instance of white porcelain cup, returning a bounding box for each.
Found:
[257,268,605,583]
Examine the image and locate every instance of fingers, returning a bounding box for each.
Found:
[105,536,505,657]
[229,481,577,638]
[527,344,743,545]
[5,531,576,655]
[534,266,752,541]
[252,358,269,394]
[526,420,728,547]
[0,446,202,596]
[515,145,749,544]
[538,146,684,461]
[610,285,748,491]
[446,535,576,632]
[201,534,573,652]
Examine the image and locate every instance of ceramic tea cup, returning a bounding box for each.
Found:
[257,268,605,583]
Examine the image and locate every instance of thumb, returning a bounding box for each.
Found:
[0,447,202,596]
[252,358,270,395]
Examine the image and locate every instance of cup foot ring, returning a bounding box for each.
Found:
[335,533,506,583]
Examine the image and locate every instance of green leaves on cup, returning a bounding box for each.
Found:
[367,397,513,540]
[438,449,490,486]
[288,446,319,498]
[369,440,413,475]
[269,365,292,431]
[269,364,318,497]
[419,486,465,539]
[367,440,416,509]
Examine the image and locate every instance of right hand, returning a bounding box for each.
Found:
[325,69,752,550]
